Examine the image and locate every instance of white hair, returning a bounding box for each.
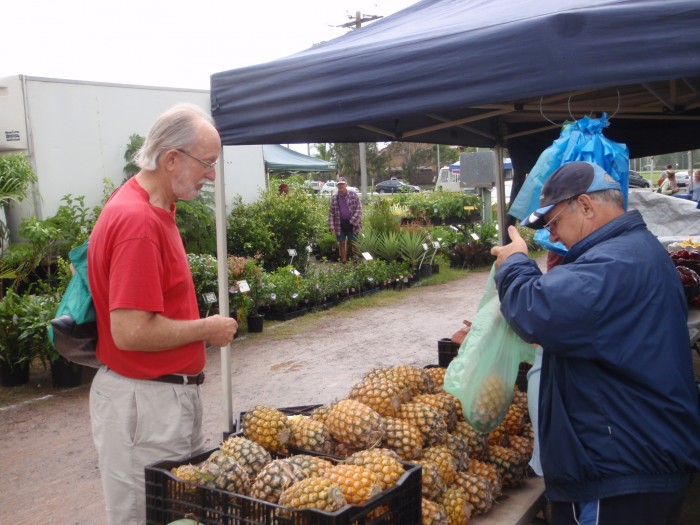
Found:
[134,103,214,171]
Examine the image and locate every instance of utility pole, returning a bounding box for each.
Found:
[339,11,382,30]
[337,10,383,200]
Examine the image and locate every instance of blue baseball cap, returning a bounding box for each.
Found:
[521,161,621,229]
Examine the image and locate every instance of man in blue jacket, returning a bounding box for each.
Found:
[491,161,700,525]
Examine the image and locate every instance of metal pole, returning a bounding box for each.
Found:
[494,145,507,245]
[214,151,234,436]
[359,142,368,201]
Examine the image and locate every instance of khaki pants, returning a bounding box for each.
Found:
[90,367,204,525]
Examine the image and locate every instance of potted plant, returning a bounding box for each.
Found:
[245,257,267,332]
[0,290,35,386]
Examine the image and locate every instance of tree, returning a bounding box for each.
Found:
[330,143,388,186]
[123,133,144,182]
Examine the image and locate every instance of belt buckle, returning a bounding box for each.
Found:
[194,372,205,385]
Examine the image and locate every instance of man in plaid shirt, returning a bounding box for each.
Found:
[328,177,362,263]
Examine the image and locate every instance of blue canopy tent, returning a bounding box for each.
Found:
[208,0,700,433]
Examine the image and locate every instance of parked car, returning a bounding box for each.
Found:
[628,170,650,188]
[320,180,359,195]
[374,179,420,193]
[675,169,691,188]
[302,180,323,193]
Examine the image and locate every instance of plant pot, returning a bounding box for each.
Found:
[0,361,30,387]
[246,313,265,333]
[51,357,83,388]
[419,264,433,278]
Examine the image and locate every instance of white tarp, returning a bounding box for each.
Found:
[627,190,700,246]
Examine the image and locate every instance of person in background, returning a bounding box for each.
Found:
[88,104,238,525]
[328,176,362,263]
[660,170,680,196]
[692,170,700,201]
[491,161,700,525]
[658,163,674,188]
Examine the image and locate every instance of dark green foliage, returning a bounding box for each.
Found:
[227,190,326,272]
[176,190,217,256]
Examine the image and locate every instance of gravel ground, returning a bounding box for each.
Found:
[0,264,493,525]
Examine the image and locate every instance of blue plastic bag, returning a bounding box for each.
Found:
[443,264,535,433]
[508,113,629,253]
[49,241,100,367]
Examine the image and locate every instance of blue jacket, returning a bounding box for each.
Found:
[495,210,700,502]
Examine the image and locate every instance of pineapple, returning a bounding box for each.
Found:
[422,498,449,524]
[511,389,529,412]
[487,424,510,447]
[382,416,424,460]
[219,436,272,481]
[425,366,446,389]
[278,476,347,512]
[333,440,364,458]
[413,393,458,431]
[310,404,333,425]
[467,459,503,498]
[397,401,447,446]
[364,365,434,398]
[170,464,201,493]
[323,464,382,505]
[468,375,512,433]
[452,421,488,460]
[242,405,292,453]
[325,399,386,449]
[502,403,527,436]
[485,445,528,489]
[453,472,494,515]
[508,434,534,462]
[250,458,306,503]
[346,448,405,490]
[417,461,446,501]
[420,445,458,485]
[285,454,334,478]
[287,415,333,454]
[198,455,250,495]
[439,486,474,525]
[444,432,471,472]
[347,378,403,417]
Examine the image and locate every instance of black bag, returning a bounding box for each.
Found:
[49,242,101,368]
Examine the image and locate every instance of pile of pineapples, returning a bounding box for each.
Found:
[171,363,534,525]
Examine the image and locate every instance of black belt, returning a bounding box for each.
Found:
[150,372,205,385]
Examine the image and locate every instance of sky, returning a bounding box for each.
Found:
[2,0,419,90]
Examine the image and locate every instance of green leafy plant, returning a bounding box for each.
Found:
[187,253,219,317]
[399,228,429,268]
[377,231,403,262]
[0,153,38,250]
[177,190,217,256]
[0,290,39,371]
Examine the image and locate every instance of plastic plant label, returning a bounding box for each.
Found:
[202,292,217,303]
[433,241,441,249]
[287,249,297,256]
[422,243,429,251]
[305,245,313,253]
[471,233,480,241]
[238,280,250,293]
[290,268,301,276]
[362,252,373,260]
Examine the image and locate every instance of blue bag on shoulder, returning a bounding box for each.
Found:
[49,241,101,368]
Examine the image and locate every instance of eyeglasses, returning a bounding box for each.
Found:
[175,149,217,170]
[543,198,575,234]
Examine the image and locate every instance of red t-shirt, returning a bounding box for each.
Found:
[87,178,205,379]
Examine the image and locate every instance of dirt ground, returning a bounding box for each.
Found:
[0,264,495,525]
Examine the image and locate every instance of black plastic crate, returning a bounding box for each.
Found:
[145,446,421,525]
[437,337,460,367]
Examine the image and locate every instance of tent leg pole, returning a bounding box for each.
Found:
[214,151,235,436]
[495,145,507,245]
